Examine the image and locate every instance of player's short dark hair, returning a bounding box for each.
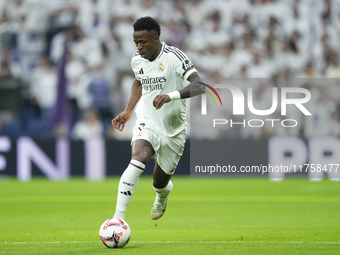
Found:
[133,16,161,36]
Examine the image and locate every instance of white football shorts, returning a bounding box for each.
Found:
[131,118,187,175]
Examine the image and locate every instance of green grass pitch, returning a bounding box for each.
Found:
[0,177,340,255]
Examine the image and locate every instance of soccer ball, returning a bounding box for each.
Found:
[99,218,131,248]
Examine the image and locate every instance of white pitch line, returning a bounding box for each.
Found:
[1,241,340,245]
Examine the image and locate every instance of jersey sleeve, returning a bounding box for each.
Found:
[172,48,197,80]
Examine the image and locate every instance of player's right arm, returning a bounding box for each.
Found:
[112,79,142,132]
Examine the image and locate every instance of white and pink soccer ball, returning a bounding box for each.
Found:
[99,218,131,248]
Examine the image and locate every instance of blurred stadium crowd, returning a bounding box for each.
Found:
[0,0,339,140]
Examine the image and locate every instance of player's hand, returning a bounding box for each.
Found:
[153,94,171,110]
[112,111,131,132]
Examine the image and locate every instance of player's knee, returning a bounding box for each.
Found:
[131,147,153,165]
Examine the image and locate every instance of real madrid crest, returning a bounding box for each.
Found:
[158,62,164,73]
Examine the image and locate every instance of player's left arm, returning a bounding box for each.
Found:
[153,71,204,110]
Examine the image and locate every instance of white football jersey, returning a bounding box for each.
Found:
[131,42,197,136]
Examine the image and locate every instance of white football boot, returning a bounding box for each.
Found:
[151,182,173,220]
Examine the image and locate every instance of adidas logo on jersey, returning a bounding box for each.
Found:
[138,68,144,74]
[120,191,132,196]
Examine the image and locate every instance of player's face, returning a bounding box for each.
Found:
[133,30,159,61]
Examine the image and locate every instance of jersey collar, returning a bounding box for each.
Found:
[155,41,165,60]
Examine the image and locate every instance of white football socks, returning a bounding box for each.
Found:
[114,159,145,220]
[153,181,173,204]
